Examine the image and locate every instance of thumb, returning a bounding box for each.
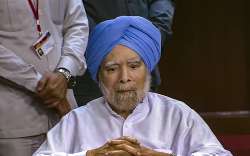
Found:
[37,74,49,91]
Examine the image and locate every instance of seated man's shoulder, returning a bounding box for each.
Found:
[148,92,193,113]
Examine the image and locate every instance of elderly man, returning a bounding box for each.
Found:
[34,16,232,156]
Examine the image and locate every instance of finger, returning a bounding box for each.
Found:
[105,150,131,156]
[108,139,130,145]
[91,143,113,156]
[120,136,140,145]
[38,88,54,100]
[37,76,49,92]
[42,73,67,100]
[95,142,112,152]
[113,144,140,156]
[39,83,60,100]
[109,139,139,146]
[37,74,54,98]
[41,72,57,90]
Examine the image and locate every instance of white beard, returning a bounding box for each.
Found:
[99,74,151,114]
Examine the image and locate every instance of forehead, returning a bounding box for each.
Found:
[103,45,141,64]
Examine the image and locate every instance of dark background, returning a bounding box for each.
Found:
[158,1,250,155]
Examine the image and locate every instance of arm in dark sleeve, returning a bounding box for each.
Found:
[148,0,175,45]
[87,15,97,32]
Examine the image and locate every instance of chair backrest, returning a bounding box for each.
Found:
[201,111,250,156]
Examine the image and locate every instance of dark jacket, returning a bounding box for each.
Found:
[83,0,175,45]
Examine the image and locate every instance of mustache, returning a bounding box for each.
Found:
[115,85,137,92]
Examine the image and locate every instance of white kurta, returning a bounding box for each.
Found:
[33,92,232,156]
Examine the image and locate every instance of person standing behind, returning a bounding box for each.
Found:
[74,0,175,105]
[0,0,89,155]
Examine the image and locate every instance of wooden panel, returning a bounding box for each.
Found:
[158,1,250,152]
[201,111,250,134]
[159,0,250,112]
[246,0,250,106]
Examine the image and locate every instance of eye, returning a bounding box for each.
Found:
[106,66,117,73]
[107,68,115,72]
[129,63,140,70]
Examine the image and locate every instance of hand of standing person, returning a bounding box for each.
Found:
[36,71,68,108]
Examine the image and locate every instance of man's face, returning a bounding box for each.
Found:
[99,45,150,114]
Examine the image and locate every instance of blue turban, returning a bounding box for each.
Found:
[85,16,161,82]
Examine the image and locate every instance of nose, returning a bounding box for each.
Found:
[119,67,131,83]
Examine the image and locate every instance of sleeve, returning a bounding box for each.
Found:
[33,113,88,156]
[56,0,89,76]
[86,15,97,32]
[148,0,175,45]
[0,45,42,92]
[183,110,233,156]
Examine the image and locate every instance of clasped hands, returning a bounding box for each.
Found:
[87,136,171,156]
[36,71,70,117]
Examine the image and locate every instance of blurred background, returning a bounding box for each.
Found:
[159,1,250,155]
